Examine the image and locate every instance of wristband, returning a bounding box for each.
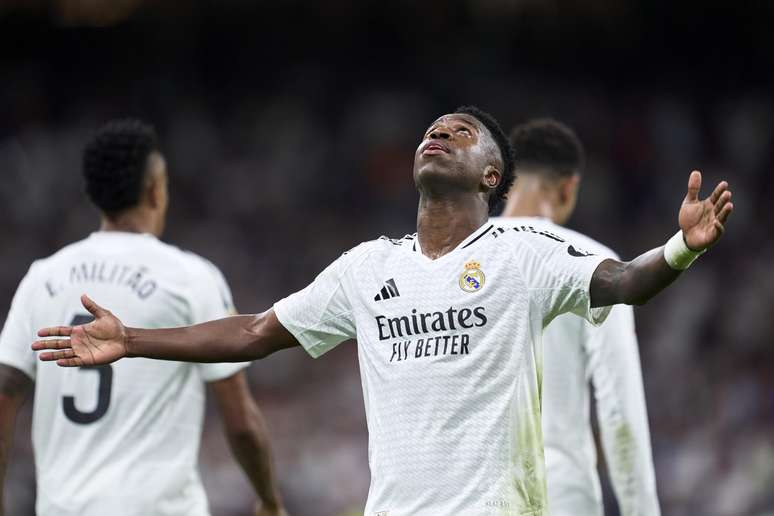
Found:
[663,230,706,270]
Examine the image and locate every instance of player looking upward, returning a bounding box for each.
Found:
[492,119,660,516]
[0,120,285,516]
[33,107,733,516]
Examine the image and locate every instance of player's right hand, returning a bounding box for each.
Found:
[32,294,128,367]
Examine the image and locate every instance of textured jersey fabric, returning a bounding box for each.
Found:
[275,222,610,515]
[493,217,661,516]
[0,231,247,516]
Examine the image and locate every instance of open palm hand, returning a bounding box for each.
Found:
[32,295,128,367]
[679,170,733,251]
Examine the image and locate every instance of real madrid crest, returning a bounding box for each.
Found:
[459,260,485,293]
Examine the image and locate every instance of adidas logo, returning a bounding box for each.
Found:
[374,279,400,301]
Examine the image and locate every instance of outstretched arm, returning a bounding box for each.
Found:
[0,365,33,516]
[211,372,286,516]
[591,171,733,307]
[32,297,299,367]
[590,250,678,307]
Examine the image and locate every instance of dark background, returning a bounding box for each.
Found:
[1,1,773,515]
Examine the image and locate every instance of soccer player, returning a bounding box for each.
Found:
[492,119,660,516]
[0,120,285,516]
[33,107,733,516]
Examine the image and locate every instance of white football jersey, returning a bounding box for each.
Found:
[0,231,248,516]
[274,222,611,516]
[492,217,660,516]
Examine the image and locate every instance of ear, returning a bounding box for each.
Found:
[558,174,580,203]
[482,164,502,191]
[145,174,161,209]
[143,153,167,210]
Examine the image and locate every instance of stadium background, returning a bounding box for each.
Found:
[1,1,773,515]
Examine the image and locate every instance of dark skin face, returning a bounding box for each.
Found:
[412,113,504,259]
[413,113,503,201]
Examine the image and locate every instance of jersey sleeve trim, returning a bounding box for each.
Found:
[580,258,613,326]
[274,302,353,358]
[199,361,250,383]
[0,356,35,381]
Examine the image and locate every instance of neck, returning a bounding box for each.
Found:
[100,209,158,236]
[501,175,561,224]
[416,193,489,260]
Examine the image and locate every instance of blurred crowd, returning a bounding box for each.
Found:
[2,3,774,516]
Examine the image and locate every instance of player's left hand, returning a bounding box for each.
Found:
[679,170,734,251]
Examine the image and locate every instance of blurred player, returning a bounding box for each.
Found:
[33,107,733,515]
[492,119,660,515]
[0,120,285,516]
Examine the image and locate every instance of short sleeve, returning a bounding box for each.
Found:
[0,263,40,380]
[187,258,249,382]
[273,251,357,358]
[513,230,612,328]
[189,258,237,323]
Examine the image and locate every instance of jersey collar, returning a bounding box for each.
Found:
[89,231,157,240]
[411,222,494,262]
[491,215,550,225]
